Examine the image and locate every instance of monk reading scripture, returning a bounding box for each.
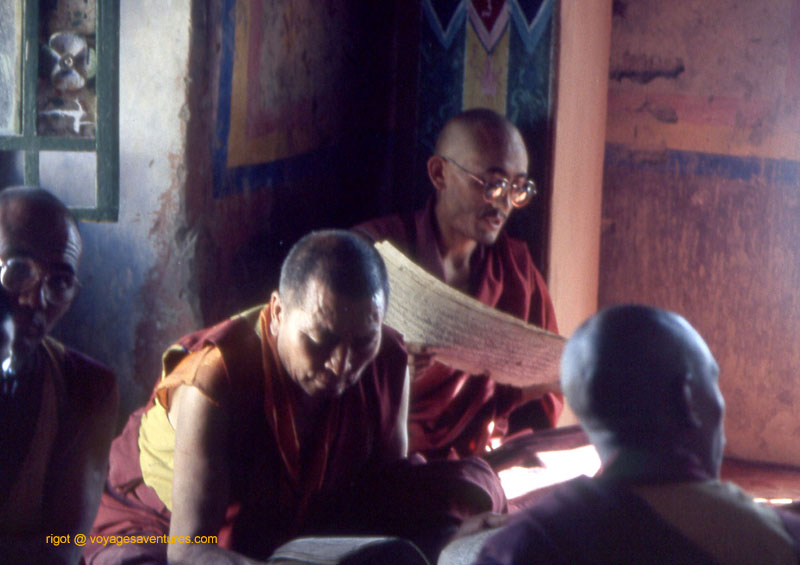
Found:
[87,230,504,564]
[356,108,561,459]
[0,186,118,564]
[475,304,800,564]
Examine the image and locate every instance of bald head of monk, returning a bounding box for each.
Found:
[0,186,82,375]
[270,230,389,398]
[561,304,725,478]
[428,108,530,249]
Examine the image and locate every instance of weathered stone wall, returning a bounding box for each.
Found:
[601,0,800,465]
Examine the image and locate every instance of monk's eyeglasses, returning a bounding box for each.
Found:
[0,256,80,305]
[439,155,537,208]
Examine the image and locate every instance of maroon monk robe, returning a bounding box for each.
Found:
[87,306,505,563]
[355,197,561,458]
[1,339,117,560]
[0,341,116,526]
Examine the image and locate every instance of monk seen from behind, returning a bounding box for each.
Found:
[475,304,800,564]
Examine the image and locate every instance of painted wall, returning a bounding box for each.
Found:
[196,0,422,319]
[600,0,800,465]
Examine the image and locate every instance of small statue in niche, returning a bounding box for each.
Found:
[42,31,96,91]
[38,31,97,137]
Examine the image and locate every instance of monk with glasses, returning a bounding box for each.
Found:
[0,186,117,564]
[355,108,561,461]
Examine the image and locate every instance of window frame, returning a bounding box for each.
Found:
[0,0,119,222]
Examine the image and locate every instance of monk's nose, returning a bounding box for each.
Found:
[498,191,513,212]
[326,344,352,377]
[16,283,46,310]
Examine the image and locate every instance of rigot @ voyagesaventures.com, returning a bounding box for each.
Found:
[46,534,218,547]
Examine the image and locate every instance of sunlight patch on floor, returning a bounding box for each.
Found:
[498,444,602,499]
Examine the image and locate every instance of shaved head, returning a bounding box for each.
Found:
[278,229,389,311]
[430,108,530,248]
[271,230,389,398]
[561,304,725,475]
[0,186,82,374]
[0,186,81,255]
[434,108,525,165]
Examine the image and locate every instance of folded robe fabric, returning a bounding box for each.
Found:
[0,338,115,538]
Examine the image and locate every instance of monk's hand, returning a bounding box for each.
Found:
[406,342,438,377]
[453,511,512,539]
[519,382,562,404]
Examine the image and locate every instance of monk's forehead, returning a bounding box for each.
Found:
[442,120,527,163]
[303,277,382,312]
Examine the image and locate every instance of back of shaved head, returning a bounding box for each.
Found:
[561,304,721,454]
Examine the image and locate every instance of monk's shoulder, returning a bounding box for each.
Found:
[43,337,117,409]
[497,233,550,288]
[369,325,407,389]
[498,233,535,268]
[161,307,264,403]
[353,214,410,249]
[173,305,262,354]
[378,325,407,364]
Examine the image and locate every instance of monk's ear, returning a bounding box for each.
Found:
[679,374,703,429]
[269,291,283,336]
[427,154,447,193]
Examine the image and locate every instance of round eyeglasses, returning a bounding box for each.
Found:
[0,256,80,306]
[440,155,537,208]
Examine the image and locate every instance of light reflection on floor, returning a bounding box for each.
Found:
[499,450,800,507]
[721,458,800,506]
[498,444,602,500]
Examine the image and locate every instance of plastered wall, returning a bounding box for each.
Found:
[600,0,800,466]
[55,0,200,419]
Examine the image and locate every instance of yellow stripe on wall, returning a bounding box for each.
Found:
[226,0,251,168]
[463,22,509,114]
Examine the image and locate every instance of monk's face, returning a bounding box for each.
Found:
[271,279,385,398]
[433,125,528,247]
[684,338,726,477]
[0,197,81,366]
